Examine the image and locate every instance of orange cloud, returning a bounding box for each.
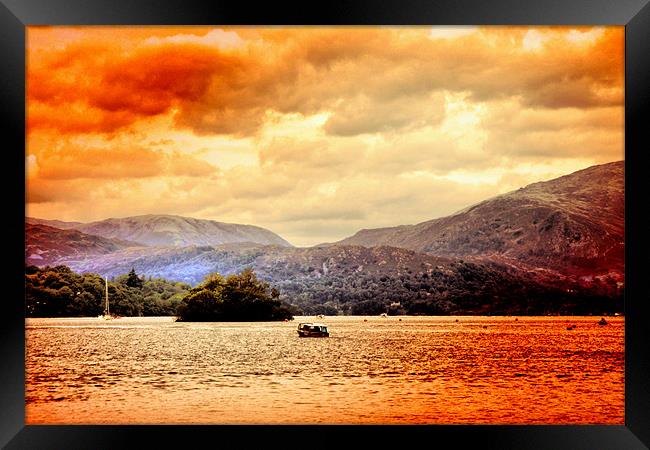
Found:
[30,142,216,181]
[28,36,238,135]
[88,44,234,116]
[28,26,623,138]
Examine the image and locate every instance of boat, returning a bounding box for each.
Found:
[598,317,609,326]
[97,276,115,320]
[297,322,329,337]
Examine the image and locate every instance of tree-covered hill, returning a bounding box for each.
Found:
[176,268,294,321]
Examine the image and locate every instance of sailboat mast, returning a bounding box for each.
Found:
[105,277,109,316]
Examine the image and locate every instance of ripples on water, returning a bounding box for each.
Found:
[25,316,624,424]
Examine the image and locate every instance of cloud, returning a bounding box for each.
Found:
[28,140,217,180]
[143,29,245,49]
[481,98,624,160]
[323,92,446,136]
[259,136,362,171]
[28,35,239,135]
[429,26,479,40]
[28,26,624,138]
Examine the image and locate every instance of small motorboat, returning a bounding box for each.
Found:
[598,317,609,326]
[297,323,329,337]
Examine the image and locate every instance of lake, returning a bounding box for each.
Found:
[25,315,624,424]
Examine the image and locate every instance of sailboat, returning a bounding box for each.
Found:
[98,276,115,320]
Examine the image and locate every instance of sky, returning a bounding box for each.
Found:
[26,26,624,247]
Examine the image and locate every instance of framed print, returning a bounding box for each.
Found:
[2,0,650,448]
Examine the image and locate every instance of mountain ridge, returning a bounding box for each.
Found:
[27,214,293,248]
[330,161,624,278]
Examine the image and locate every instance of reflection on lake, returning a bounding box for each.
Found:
[26,315,624,424]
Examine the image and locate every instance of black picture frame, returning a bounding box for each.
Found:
[2,1,649,448]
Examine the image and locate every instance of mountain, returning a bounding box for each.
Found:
[73,214,293,247]
[331,161,624,278]
[25,223,141,266]
[27,214,293,248]
[26,217,83,229]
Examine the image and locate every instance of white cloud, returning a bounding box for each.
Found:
[522,30,548,51]
[429,26,479,40]
[144,28,245,50]
[566,27,605,45]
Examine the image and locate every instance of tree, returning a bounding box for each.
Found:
[176,268,293,322]
[125,267,144,289]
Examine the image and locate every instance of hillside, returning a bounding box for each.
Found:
[73,214,293,247]
[25,223,141,266]
[332,161,624,278]
[54,243,453,284]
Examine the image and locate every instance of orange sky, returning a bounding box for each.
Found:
[26,26,624,246]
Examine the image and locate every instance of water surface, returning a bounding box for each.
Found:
[26,315,624,424]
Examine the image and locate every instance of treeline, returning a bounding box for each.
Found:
[25,265,295,321]
[274,260,623,316]
[25,262,623,318]
[25,265,190,317]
